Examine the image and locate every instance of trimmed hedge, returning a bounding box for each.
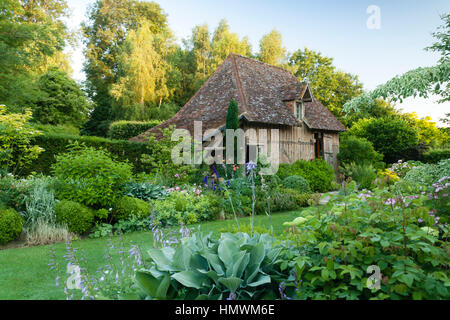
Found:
[19,133,151,176]
[55,200,95,235]
[422,148,450,164]
[108,120,161,140]
[0,208,23,244]
[112,196,152,222]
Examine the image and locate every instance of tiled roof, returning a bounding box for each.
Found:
[131,54,346,142]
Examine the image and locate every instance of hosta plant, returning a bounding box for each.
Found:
[135,232,293,300]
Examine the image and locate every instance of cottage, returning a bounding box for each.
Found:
[131,53,346,172]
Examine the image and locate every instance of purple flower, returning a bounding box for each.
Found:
[246,161,257,174]
[418,219,424,223]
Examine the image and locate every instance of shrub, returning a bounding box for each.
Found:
[151,191,218,226]
[24,220,74,246]
[112,196,151,221]
[134,232,293,300]
[340,162,377,190]
[108,120,160,140]
[52,143,133,208]
[0,172,27,210]
[122,182,168,201]
[0,105,43,173]
[275,188,312,209]
[281,186,449,300]
[338,135,383,168]
[54,200,95,235]
[348,117,419,164]
[277,159,335,192]
[19,132,151,175]
[282,175,311,193]
[0,208,23,245]
[402,159,450,189]
[422,148,450,163]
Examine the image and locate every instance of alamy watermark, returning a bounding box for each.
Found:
[170,121,280,175]
[367,5,381,30]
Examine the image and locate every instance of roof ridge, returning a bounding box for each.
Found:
[231,54,251,119]
[231,53,298,81]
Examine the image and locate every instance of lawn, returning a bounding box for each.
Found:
[0,210,300,300]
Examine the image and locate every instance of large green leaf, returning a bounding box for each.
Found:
[135,271,161,298]
[147,247,175,271]
[218,238,238,266]
[219,277,243,293]
[249,242,265,267]
[203,252,225,275]
[172,245,191,271]
[172,271,206,289]
[247,274,271,287]
[232,252,250,279]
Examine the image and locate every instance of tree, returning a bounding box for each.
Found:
[210,19,252,70]
[400,112,449,147]
[288,48,363,122]
[257,30,286,66]
[82,0,170,133]
[343,13,449,114]
[338,135,384,168]
[348,117,419,164]
[225,99,240,165]
[31,69,91,127]
[0,0,70,111]
[110,20,173,119]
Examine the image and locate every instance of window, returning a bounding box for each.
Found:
[294,101,304,120]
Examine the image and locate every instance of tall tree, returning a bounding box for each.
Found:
[110,20,173,118]
[257,29,286,66]
[210,19,252,70]
[288,48,363,122]
[0,0,70,110]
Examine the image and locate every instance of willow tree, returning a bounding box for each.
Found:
[110,20,173,119]
[343,13,449,114]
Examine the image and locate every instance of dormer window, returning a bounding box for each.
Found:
[294,101,304,120]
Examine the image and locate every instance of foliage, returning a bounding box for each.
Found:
[0,208,23,245]
[151,190,219,226]
[400,112,450,147]
[110,20,174,115]
[422,148,450,164]
[340,162,377,190]
[20,132,152,175]
[31,69,90,127]
[388,160,423,178]
[112,196,151,221]
[0,105,44,173]
[135,232,292,300]
[24,219,74,246]
[338,135,384,168]
[281,175,311,193]
[348,117,419,164]
[51,143,133,207]
[82,0,170,124]
[282,185,449,300]
[122,181,168,201]
[257,30,286,66]
[401,159,450,190]
[0,0,70,110]
[21,176,57,228]
[0,172,27,211]
[288,48,363,122]
[277,159,335,193]
[54,200,95,235]
[108,120,161,140]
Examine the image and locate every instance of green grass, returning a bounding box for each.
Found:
[0,210,300,300]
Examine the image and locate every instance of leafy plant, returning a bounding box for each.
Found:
[52,143,133,207]
[0,208,23,245]
[122,181,168,201]
[338,135,384,168]
[0,105,43,173]
[54,200,95,235]
[135,232,292,300]
[340,162,377,190]
[282,175,311,193]
[112,196,151,222]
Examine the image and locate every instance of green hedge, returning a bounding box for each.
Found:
[422,148,450,164]
[108,120,160,140]
[19,133,152,176]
